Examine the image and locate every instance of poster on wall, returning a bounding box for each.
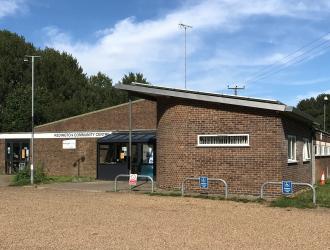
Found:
[63,140,76,149]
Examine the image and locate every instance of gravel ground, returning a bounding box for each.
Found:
[0,187,329,249]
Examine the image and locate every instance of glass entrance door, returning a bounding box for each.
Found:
[5,140,30,174]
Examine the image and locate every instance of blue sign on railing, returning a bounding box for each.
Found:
[199,176,208,189]
[282,181,293,194]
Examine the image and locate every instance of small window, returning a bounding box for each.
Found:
[321,145,326,156]
[303,138,311,161]
[288,135,296,162]
[99,143,128,164]
[197,134,249,147]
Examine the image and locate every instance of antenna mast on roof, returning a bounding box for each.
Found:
[179,23,192,89]
[227,85,245,96]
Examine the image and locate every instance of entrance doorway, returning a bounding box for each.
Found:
[5,140,30,174]
[97,132,156,180]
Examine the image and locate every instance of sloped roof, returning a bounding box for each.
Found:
[115,82,317,125]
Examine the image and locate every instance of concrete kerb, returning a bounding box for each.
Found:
[11,180,268,204]
[34,180,155,193]
[181,177,228,199]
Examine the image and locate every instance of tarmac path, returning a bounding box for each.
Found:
[0,187,329,249]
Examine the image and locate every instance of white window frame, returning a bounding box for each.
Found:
[197,134,250,147]
[288,135,297,163]
[303,138,311,161]
[321,145,326,156]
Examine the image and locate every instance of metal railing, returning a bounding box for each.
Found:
[181,177,228,198]
[260,181,316,204]
[114,174,154,193]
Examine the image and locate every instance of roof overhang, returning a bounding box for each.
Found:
[115,82,317,125]
[284,106,319,126]
[115,83,286,111]
[98,131,156,144]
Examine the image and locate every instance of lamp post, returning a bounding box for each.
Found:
[24,55,41,185]
[324,96,328,132]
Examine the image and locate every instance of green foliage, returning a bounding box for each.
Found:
[11,165,49,186]
[270,196,316,209]
[120,72,149,85]
[270,181,330,209]
[11,166,94,186]
[297,93,330,131]
[86,72,124,110]
[0,30,151,132]
[117,72,150,101]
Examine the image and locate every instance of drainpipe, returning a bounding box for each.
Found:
[311,137,316,186]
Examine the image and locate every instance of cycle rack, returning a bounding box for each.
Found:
[260,181,316,204]
[181,177,228,199]
[114,174,154,193]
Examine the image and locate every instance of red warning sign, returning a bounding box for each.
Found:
[129,174,137,186]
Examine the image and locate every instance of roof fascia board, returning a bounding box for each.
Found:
[115,84,286,111]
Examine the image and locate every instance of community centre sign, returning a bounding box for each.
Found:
[0,131,112,139]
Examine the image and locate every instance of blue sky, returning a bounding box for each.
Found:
[1,0,330,105]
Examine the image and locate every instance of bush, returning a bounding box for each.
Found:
[12,165,49,186]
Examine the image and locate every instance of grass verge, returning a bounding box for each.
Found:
[270,180,330,209]
[11,167,94,186]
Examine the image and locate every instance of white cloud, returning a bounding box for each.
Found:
[42,0,330,90]
[0,0,26,18]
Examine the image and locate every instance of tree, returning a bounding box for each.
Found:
[0,30,151,132]
[0,30,91,131]
[86,72,116,110]
[0,30,35,131]
[297,93,330,131]
[114,72,150,101]
[120,72,150,85]
[1,84,52,131]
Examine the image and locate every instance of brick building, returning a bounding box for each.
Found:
[0,83,329,196]
[116,83,330,195]
[0,99,157,178]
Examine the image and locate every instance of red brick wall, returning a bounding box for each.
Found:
[36,99,157,132]
[315,131,330,142]
[156,98,285,196]
[34,138,97,177]
[281,118,313,186]
[33,100,157,177]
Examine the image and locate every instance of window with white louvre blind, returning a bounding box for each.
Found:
[197,134,249,147]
